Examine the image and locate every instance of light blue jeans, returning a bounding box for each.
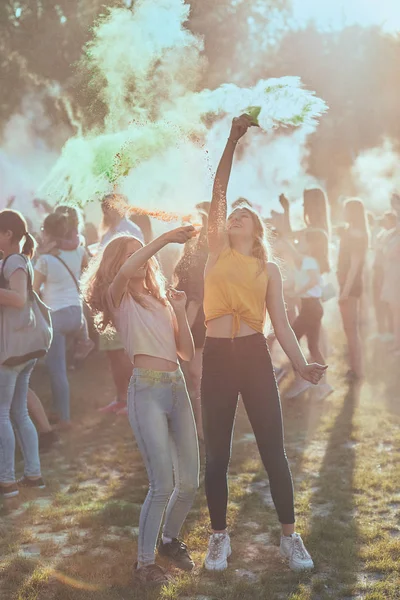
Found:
[128,368,199,567]
[45,305,83,422]
[0,359,41,483]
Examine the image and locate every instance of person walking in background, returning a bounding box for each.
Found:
[201,116,326,573]
[83,226,199,588]
[0,210,45,498]
[33,211,88,429]
[337,198,370,380]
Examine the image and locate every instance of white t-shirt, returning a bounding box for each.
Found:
[108,291,178,364]
[100,218,144,248]
[300,256,322,299]
[35,248,86,312]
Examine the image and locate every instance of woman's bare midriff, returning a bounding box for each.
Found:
[206,315,258,339]
[133,354,179,372]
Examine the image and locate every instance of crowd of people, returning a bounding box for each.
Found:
[0,115,399,587]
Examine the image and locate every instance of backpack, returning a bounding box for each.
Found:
[0,254,53,366]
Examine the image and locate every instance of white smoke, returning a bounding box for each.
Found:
[0,94,70,226]
[39,0,327,219]
[351,139,400,213]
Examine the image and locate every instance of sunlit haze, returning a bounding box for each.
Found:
[291,0,400,33]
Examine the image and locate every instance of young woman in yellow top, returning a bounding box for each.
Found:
[202,115,327,572]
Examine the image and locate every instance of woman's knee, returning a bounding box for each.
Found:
[151,474,175,499]
[178,476,198,498]
[259,442,289,472]
[205,453,230,479]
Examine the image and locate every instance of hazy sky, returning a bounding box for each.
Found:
[291,0,400,33]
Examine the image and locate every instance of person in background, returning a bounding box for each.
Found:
[372,211,397,340]
[48,205,95,363]
[337,198,370,380]
[83,227,199,588]
[381,195,400,354]
[280,189,332,360]
[0,210,45,498]
[96,194,145,415]
[33,211,88,429]
[130,213,153,245]
[174,204,209,441]
[279,189,331,240]
[100,194,144,246]
[285,229,333,400]
[54,205,85,250]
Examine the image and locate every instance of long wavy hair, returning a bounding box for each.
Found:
[305,229,330,274]
[228,204,272,275]
[344,197,370,248]
[82,235,168,333]
[303,188,331,238]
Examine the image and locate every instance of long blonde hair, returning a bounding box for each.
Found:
[344,197,370,248]
[228,204,272,274]
[82,235,167,333]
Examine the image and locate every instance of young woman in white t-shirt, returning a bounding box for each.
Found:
[82,226,199,588]
[33,212,88,429]
[286,229,332,400]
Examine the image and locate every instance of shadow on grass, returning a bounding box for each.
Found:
[293,380,363,597]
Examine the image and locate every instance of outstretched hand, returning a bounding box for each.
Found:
[298,363,328,385]
[163,226,197,245]
[229,115,253,143]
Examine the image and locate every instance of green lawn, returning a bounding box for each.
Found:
[1,327,400,600]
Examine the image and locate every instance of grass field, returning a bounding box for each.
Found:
[0,325,400,600]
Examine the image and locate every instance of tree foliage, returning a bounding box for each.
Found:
[1,0,400,198]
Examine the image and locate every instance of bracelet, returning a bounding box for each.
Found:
[227,137,239,145]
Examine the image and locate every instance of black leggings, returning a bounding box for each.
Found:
[201,333,295,530]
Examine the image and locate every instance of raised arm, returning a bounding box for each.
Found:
[110,226,196,307]
[279,194,293,236]
[168,289,195,362]
[208,115,253,253]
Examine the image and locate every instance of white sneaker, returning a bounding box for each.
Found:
[204,532,232,571]
[280,533,314,571]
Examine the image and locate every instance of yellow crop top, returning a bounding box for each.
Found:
[204,247,269,337]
